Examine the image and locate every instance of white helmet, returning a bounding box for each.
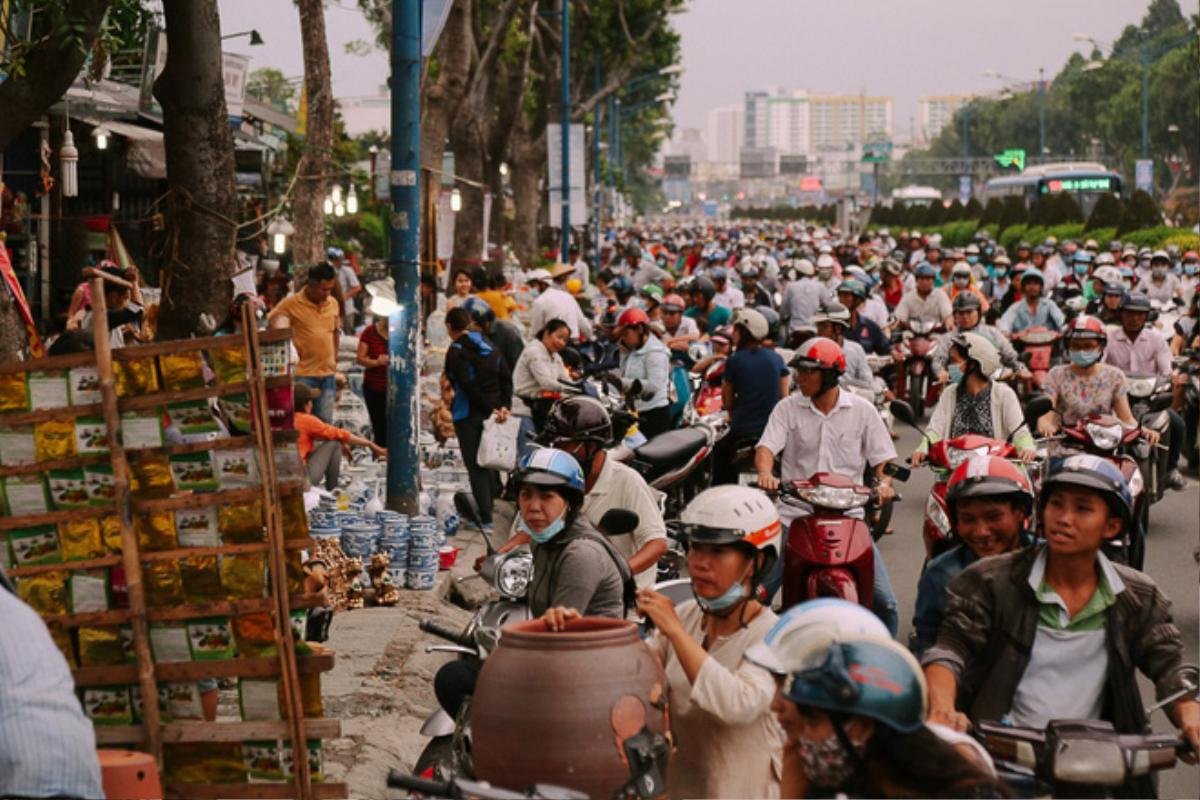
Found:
[1092,265,1122,285]
[795,258,816,277]
[816,253,836,270]
[731,307,769,340]
[951,331,1001,378]
[745,598,890,675]
[677,485,781,568]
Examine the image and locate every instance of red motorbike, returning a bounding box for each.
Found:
[1010,326,1060,396]
[778,468,906,611]
[897,318,943,419]
[916,434,1017,561]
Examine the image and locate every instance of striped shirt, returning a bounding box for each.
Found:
[0,584,103,799]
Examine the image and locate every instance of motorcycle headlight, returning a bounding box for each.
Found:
[911,319,935,335]
[1086,422,1124,451]
[925,493,952,536]
[495,552,533,598]
[1021,331,1057,344]
[1124,377,1157,398]
[946,444,992,471]
[798,485,869,510]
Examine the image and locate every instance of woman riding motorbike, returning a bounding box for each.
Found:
[511,318,572,456]
[614,307,673,439]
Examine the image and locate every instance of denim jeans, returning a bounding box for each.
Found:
[516,415,538,461]
[1167,408,1185,471]
[296,374,336,422]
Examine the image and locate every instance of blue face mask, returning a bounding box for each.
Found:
[948,364,964,383]
[966,255,979,265]
[694,581,747,614]
[1186,264,1198,275]
[994,268,1008,279]
[516,509,569,544]
[1074,263,1089,277]
[1069,350,1101,367]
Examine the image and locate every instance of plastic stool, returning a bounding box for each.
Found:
[97,749,163,799]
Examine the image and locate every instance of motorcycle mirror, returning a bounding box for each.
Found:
[598,508,639,537]
[454,491,495,554]
[889,399,919,429]
[1019,350,1034,365]
[1024,395,1054,427]
[1149,394,1172,413]
[882,461,911,482]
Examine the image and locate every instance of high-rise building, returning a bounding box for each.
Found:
[743,90,770,149]
[766,90,810,155]
[706,104,743,165]
[918,94,972,144]
[808,94,893,150]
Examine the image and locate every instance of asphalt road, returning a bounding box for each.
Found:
[878,425,1199,798]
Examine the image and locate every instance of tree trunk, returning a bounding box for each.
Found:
[449,114,487,269]
[0,0,111,151]
[291,0,336,268]
[153,0,238,340]
[509,124,545,268]
[420,0,471,174]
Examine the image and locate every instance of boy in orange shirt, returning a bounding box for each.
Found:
[294,383,385,490]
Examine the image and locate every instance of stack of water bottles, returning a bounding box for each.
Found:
[377,511,410,588]
[406,516,440,590]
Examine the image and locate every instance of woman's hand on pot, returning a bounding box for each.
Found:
[540,606,580,632]
[636,589,683,638]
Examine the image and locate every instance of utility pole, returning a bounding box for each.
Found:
[1038,67,1046,157]
[593,61,602,274]
[1140,45,1150,160]
[385,0,421,513]
[559,0,571,262]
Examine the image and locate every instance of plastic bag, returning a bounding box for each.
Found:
[477,415,521,472]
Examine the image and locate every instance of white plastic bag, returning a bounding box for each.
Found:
[477,416,521,471]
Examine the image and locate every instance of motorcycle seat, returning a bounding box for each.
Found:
[634,428,708,471]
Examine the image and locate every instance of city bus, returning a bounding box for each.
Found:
[891,185,943,207]
[983,162,1122,218]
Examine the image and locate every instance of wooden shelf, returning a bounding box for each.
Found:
[72,653,336,687]
[0,452,110,479]
[6,554,122,578]
[0,504,117,532]
[132,481,304,513]
[0,401,105,427]
[93,718,341,745]
[0,350,96,376]
[43,593,327,628]
[160,782,347,799]
[141,539,312,563]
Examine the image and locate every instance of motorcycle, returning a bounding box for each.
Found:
[898,318,942,419]
[1010,326,1061,398]
[777,464,907,613]
[1124,373,1175,503]
[1150,297,1183,336]
[1178,350,1200,469]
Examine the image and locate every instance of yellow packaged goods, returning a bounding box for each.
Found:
[221,554,265,599]
[17,570,68,615]
[99,514,122,552]
[129,452,174,499]
[163,743,247,784]
[158,352,206,391]
[34,418,77,461]
[114,357,159,397]
[301,672,324,718]
[78,626,125,667]
[0,372,28,413]
[281,492,308,540]
[233,612,276,658]
[218,500,264,544]
[59,518,105,560]
[135,511,178,552]
[286,552,305,594]
[179,555,223,603]
[208,344,248,385]
[143,560,184,607]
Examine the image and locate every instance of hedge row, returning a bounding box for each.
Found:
[869,219,1200,254]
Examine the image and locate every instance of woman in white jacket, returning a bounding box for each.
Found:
[511,318,572,456]
[911,332,1036,465]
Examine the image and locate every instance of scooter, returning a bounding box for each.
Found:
[1178,350,1200,469]
[1124,373,1174,504]
[777,464,907,613]
[898,318,942,419]
[1010,326,1061,397]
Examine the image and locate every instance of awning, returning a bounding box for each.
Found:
[81,115,167,180]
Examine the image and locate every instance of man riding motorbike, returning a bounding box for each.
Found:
[922,454,1200,798]
[910,455,1033,657]
[997,268,1065,335]
[780,258,826,336]
[685,276,732,335]
[931,293,1021,385]
[754,337,901,635]
[814,303,873,386]
[836,279,891,356]
[1136,250,1183,303]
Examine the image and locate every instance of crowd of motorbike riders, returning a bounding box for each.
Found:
[432,222,1200,799]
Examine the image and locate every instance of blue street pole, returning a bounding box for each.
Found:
[1038,67,1046,157]
[593,61,602,274]
[386,0,421,513]
[1140,45,1149,160]
[559,0,571,261]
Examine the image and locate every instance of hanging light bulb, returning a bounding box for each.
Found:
[267,217,295,255]
[331,184,343,205]
[92,125,110,151]
[323,195,334,215]
[450,187,462,212]
[346,185,358,215]
[334,201,346,217]
[60,129,79,198]
[499,162,509,177]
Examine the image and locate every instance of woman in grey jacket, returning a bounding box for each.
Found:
[615,307,672,438]
[511,319,571,455]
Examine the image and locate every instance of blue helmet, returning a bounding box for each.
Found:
[609,275,635,299]
[836,279,868,300]
[914,262,937,278]
[1073,250,1094,264]
[1040,454,1133,526]
[326,246,345,259]
[461,296,495,328]
[512,448,586,505]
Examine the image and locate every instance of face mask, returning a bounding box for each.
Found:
[994,268,1008,279]
[953,276,969,287]
[1152,268,1166,280]
[948,364,964,382]
[1186,264,1198,275]
[966,255,979,265]
[1069,350,1101,367]
[1074,263,1089,277]
[694,580,747,615]
[516,508,569,544]
[793,729,864,789]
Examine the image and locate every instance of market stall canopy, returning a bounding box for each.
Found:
[80,116,166,180]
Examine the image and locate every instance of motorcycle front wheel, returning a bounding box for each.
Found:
[909,371,925,420]
[414,735,456,782]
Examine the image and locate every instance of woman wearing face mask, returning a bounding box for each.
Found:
[1036,316,1158,446]
[633,485,785,799]
[912,333,1035,466]
[763,634,1007,798]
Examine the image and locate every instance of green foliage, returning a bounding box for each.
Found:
[1160,232,1200,251]
[869,205,891,226]
[981,198,1005,225]
[0,0,154,80]
[1120,225,1179,247]
[965,198,985,219]
[981,224,1000,240]
[944,199,966,222]
[923,201,946,227]
[939,220,981,247]
[1087,227,1118,245]
[999,224,1029,254]
[1086,193,1125,230]
[998,196,1029,233]
[1032,192,1084,226]
[1118,189,1163,233]
[247,68,296,111]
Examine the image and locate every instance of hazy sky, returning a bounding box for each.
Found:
[219,0,1199,138]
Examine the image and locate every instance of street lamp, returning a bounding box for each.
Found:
[221,29,265,45]
[346,185,358,215]
[982,67,1046,158]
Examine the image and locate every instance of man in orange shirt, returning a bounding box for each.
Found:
[268,263,340,421]
[295,384,385,490]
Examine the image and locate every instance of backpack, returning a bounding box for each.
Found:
[454,335,509,413]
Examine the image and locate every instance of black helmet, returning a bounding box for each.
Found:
[541,395,613,446]
[1119,291,1152,313]
[692,276,716,303]
[609,276,635,301]
[952,292,982,313]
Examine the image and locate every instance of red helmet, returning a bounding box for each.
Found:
[945,455,1034,519]
[789,336,845,375]
[1065,314,1107,345]
[616,307,650,329]
[660,293,687,312]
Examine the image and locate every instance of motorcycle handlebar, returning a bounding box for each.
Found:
[419,618,474,649]
[386,770,456,797]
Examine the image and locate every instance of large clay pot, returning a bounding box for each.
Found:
[472,617,669,799]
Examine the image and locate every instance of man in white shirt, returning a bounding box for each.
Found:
[529,263,593,341]
[711,267,745,310]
